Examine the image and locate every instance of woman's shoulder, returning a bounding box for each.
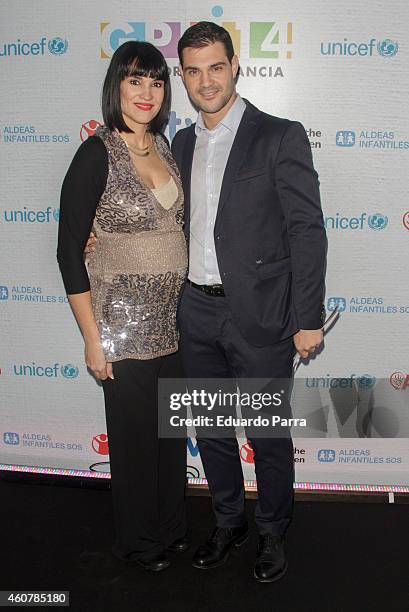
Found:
[78,132,107,154]
[70,134,108,169]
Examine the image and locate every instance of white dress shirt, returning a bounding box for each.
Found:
[188,94,246,284]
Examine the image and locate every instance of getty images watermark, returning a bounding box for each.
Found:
[158,378,305,439]
[158,376,409,439]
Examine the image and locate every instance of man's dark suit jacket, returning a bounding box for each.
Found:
[171,99,327,348]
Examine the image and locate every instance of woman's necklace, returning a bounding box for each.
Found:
[124,134,154,158]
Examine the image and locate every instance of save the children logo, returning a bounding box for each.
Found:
[80,120,102,141]
[92,434,110,455]
[240,440,255,463]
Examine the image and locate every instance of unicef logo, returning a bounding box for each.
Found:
[357,375,376,389]
[48,37,68,55]
[61,364,79,379]
[368,214,388,230]
[53,208,60,222]
[377,39,398,58]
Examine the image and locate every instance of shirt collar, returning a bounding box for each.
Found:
[195,94,246,136]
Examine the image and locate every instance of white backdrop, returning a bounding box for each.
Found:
[1,0,408,491]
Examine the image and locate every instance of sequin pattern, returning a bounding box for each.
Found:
[88,127,187,361]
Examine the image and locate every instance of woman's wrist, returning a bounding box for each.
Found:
[84,330,101,344]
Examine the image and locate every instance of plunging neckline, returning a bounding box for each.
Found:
[150,175,173,192]
[114,131,181,216]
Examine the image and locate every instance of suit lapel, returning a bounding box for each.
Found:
[181,126,196,237]
[215,102,262,225]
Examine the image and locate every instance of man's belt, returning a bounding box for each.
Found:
[188,280,225,296]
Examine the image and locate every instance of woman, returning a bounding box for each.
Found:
[57,41,188,572]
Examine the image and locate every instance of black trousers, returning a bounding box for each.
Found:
[178,282,295,536]
[101,352,187,561]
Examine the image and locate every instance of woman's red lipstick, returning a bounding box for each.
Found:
[135,103,154,111]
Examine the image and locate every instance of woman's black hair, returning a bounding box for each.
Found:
[102,40,171,133]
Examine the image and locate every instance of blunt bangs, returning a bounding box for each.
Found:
[123,53,169,83]
[102,41,171,134]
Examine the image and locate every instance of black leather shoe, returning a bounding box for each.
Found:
[166,536,190,553]
[254,534,288,583]
[136,552,170,572]
[192,524,249,569]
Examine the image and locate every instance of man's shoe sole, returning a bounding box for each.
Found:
[253,560,288,583]
[192,531,249,569]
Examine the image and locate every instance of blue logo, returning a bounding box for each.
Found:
[3,432,20,445]
[0,37,69,58]
[187,437,200,457]
[61,364,79,379]
[0,286,9,300]
[48,37,68,55]
[357,374,376,389]
[377,39,398,58]
[325,212,389,231]
[327,297,346,312]
[321,38,398,58]
[318,449,336,462]
[336,131,355,147]
[368,214,388,230]
[3,207,60,224]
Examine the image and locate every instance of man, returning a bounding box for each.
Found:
[171,22,327,583]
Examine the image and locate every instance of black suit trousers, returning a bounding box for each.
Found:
[101,353,187,561]
[178,282,296,536]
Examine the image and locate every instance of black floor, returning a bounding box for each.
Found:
[1,478,408,611]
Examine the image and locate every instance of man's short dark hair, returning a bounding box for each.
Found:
[102,41,171,134]
[178,21,235,66]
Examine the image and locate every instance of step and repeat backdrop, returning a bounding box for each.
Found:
[1,1,408,491]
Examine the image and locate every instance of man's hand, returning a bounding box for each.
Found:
[293,329,323,359]
[84,232,97,254]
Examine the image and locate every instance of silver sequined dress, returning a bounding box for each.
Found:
[87,127,187,361]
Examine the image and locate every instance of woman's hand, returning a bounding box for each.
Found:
[85,339,114,380]
[84,232,97,254]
